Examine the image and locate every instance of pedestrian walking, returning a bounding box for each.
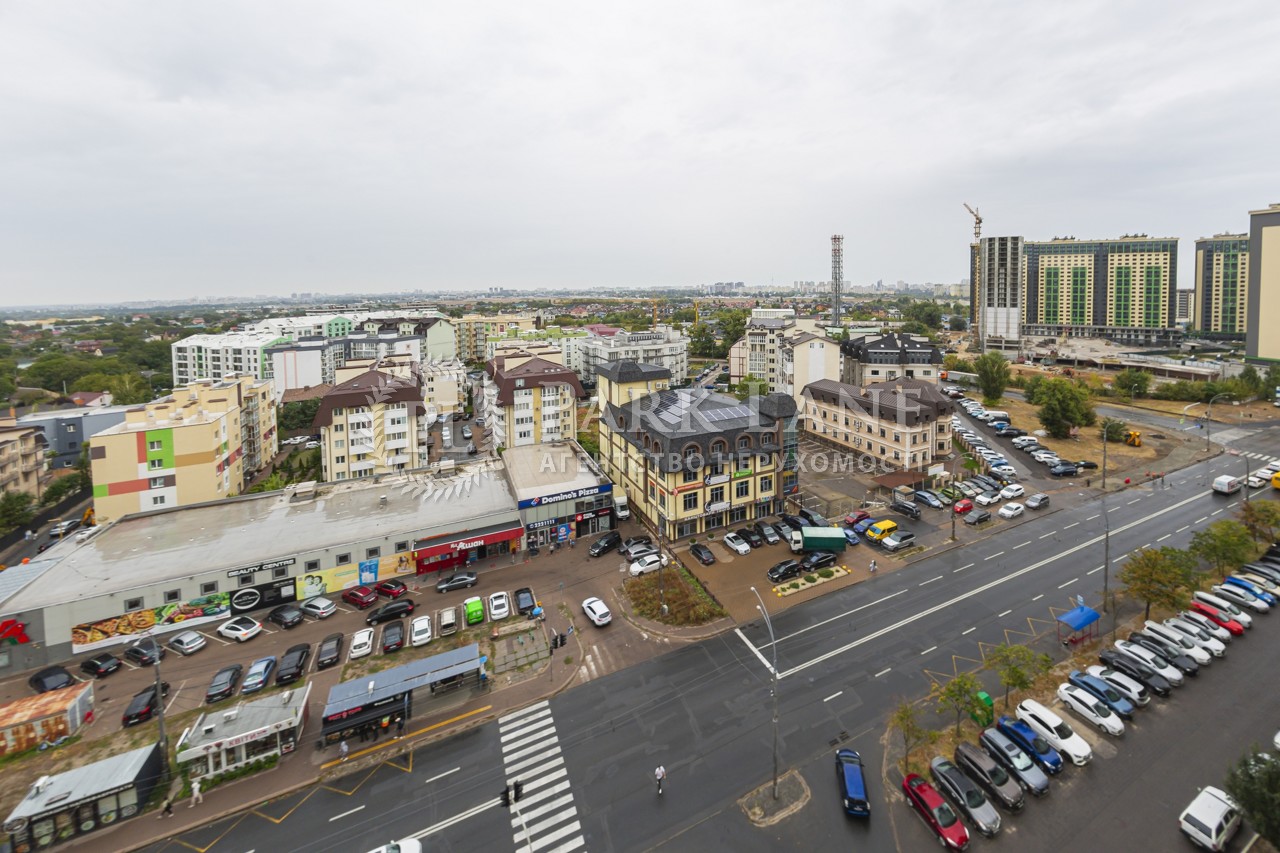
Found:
[339,740,350,762]
[160,797,174,818]
[655,765,666,795]
[569,537,575,549]
[189,779,202,807]
[396,717,405,739]
[869,559,877,574]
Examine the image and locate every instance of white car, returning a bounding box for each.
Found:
[1178,787,1241,853]
[998,502,1024,520]
[1142,621,1212,665]
[1015,699,1092,766]
[305,440,322,449]
[1193,592,1253,628]
[1086,664,1150,707]
[1178,610,1234,643]
[1114,640,1184,686]
[723,532,752,555]
[216,616,262,643]
[366,840,423,853]
[1056,683,1125,736]
[1011,436,1038,448]
[582,597,612,626]
[1163,616,1227,656]
[349,628,375,659]
[1247,474,1268,488]
[300,596,337,619]
[488,591,511,620]
[1031,450,1060,464]
[976,491,1002,506]
[999,484,1024,500]
[990,465,1018,477]
[629,553,668,576]
[1210,583,1270,614]
[410,615,433,647]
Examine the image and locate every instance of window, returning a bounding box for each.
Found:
[272,567,289,579]
[305,560,320,572]
[395,541,409,553]
[239,574,256,587]
[151,496,166,506]
[682,469,698,483]
[149,459,163,470]
[760,475,773,493]
[337,553,351,565]
[124,597,143,611]
[148,440,162,451]
[683,492,699,511]
[150,477,165,488]
[366,547,381,560]
[735,480,750,499]
[164,589,181,604]
[200,581,219,595]
[710,486,725,503]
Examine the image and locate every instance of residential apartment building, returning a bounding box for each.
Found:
[353,315,455,360]
[800,378,954,471]
[483,327,588,364]
[1246,203,1280,363]
[0,418,47,501]
[90,375,277,522]
[19,406,132,471]
[781,331,842,406]
[839,332,942,387]
[1192,235,1248,337]
[597,360,797,541]
[1176,288,1195,326]
[570,325,690,384]
[171,331,286,386]
[267,333,425,402]
[313,369,430,482]
[481,352,583,450]
[727,311,796,387]
[419,359,469,419]
[456,314,531,363]
[971,236,1024,350]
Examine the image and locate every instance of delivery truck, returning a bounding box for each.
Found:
[791,526,847,553]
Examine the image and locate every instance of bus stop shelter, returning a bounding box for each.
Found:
[1057,605,1100,646]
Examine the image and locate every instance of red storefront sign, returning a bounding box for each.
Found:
[414,525,523,560]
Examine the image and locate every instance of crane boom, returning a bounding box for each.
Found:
[963,203,982,242]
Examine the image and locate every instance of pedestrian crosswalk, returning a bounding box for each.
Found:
[498,700,584,853]
[1240,451,1278,462]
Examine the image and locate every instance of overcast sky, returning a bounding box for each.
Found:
[2,1,1277,306]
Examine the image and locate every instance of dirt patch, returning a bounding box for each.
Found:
[739,769,811,826]
[990,396,1175,476]
[622,563,726,625]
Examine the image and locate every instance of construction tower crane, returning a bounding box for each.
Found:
[963,203,982,242]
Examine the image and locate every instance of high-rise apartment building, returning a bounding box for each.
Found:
[481,352,583,449]
[313,368,431,481]
[727,310,796,387]
[171,331,287,387]
[972,236,1024,350]
[456,314,531,363]
[0,418,47,501]
[1246,204,1280,363]
[570,326,690,384]
[1193,235,1249,337]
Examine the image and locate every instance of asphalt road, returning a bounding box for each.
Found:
[146,446,1280,853]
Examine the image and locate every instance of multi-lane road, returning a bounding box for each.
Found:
[146,430,1280,853]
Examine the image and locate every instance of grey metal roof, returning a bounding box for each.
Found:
[595,360,672,384]
[177,683,310,755]
[5,743,159,822]
[323,644,482,717]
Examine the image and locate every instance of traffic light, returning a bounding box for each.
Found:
[512,780,524,803]
[500,784,511,808]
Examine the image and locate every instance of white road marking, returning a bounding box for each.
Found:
[1032,594,1044,601]
[423,767,460,785]
[874,667,892,677]
[1176,526,1189,533]
[1086,514,1100,521]
[962,627,977,635]
[330,805,365,822]
[824,691,843,702]
[1088,567,1103,575]
[1039,532,1056,539]
[998,609,1013,618]
[1059,578,1078,589]
[743,588,910,653]
[1109,507,1122,513]
[920,646,937,655]
[1196,516,1209,523]
[1157,534,1171,542]
[986,551,1005,560]
[1211,509,1224,516]
[1064,522,1080,530]
[1014,541,1030,549]
[1127,499,1141,505]
[920,576,942,586]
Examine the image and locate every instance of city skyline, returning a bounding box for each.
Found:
[1,1,1276,306]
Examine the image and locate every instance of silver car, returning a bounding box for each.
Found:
[930,756,1001,837]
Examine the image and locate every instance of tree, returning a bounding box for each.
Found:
[943,354,971,373]
[1265,364,1280,400]
[1238,500,1280,544]
[1238,364,1264,396]
[931,671,985,735]
[1118,547,1199,620]
[949,315,968,332]
[1112,368,1151,399]
[1100,417,1128,442]
[689,324,719,358]
[40,473,87,506]
[973,352,1010,403]
[1034,377,1096,438]
[1225,749,1280,847]
[888,700,937,772]
[730,374,767,402]
[984,644,1052,709]
[279,398,322,433]
[1189,520,1255,580]
[903,302,943,329]
[0,491,36,534]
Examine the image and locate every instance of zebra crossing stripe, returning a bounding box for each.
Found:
[499,703,585,853]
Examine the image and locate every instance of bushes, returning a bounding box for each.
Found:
[187,754,279,795]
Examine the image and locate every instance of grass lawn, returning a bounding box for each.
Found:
[989,396,1164,471]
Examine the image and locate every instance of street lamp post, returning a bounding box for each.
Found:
[1101,440,1109,615]
[1205,393,1233,453]
[749,586,780,800]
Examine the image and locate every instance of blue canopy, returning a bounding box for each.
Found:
[1057,605,1100,632]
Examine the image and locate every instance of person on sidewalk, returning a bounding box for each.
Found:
[396,717,405,739]
[869,559,877,574]
[340,740,350,762]
[160,797,174,818]
[189,779,202,807]
[655,765,666,795]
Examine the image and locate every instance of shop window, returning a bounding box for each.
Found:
[305,560,320,572]
[272,567,289,579]
[239,575,256,587]
[201,581,218,595]
[395,541,409,553]
[124,597,143,611]
[366,547,380,560]
[164,589,181,604]
[337,553,351,565]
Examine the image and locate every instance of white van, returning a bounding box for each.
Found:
[1212,475,1242,495]
[789,529,804,553]
[985,410,1010,423]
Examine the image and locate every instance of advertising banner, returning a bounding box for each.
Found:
[71,592,231,652]
[294,553,417,601]
[229,578,297,616]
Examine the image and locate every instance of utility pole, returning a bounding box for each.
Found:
[750,587,780,800]
[1205,393,1232,452]
[1101,438,1110,616]
[154,655,171,785]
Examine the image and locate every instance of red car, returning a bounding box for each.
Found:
[953,499,974,515]
[375,579,410,600]
[903,773,970,850]
[342,586,378,609]
[843,510,871,527]
[1189,600,1245,636]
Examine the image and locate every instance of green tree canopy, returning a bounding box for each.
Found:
[984,644,1052,708]
[0,491,36,534]
[1119,546,1200,619]
[279,398,322,433]
[1189,520,1255,579]
[932,671,985,735]
[949,315,968,332]
[1225,749,1280,847]
[1100,417,1128,442]
[889,700,937,772]
[1112,368,1151,398]
[730,374,768,401]
[903,301,943,328]
[1031,377,1096,438]
[973,352,1010,403]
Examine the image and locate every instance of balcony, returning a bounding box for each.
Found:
[385,437,410,450]
[349,442,376,455]
[350,459,377,473]
[386,453,411,466]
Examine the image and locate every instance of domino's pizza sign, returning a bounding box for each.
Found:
[518,483,611,509]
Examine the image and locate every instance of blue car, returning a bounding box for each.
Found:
[1068,670,1136,720]
[914,490,943,509]
[996,715,1063,775]
[852,518,876,536]
[1224,576,1276,606]
[241,656,277,694]
[842,528,861,546]
[835,748,870,816]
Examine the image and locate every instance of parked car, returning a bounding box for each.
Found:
[349,628,375,659]
[122,681,170,727]
[1129,630,1204,672]
[342,586,379,609]
[1049,463,1079,477]
[1085,664,1151,707]
[835,748,870,817]
[780,513,810,529]
[1113,640,1185,685]
[316,633,345,668]
[690,543,716,565]
[865,520,897,541]
[737,528,764,548]
[409,615,433,647]
[489,591,511,620]
[1025,494,1050,510]
[217,616,263,642]
[954,741,1024,812]
[168,631,208,656]
[754,521,781,544]
[902,773,970,851]
[515,587,537,614]
[630,553,667,576]
[461,425,473,440]
[979,726,1050,797]
[842,528,861,546]
[800,550,839,570]
[964,509,992,525]
[1219,576,1275,609]
[723,532,752,555]
[953,481,978,498]
[619,536,653,553]
[996,427,1026,438]
[1068,669,1136,719]
[1179,786,1242,852]
[1180,607,1239,640]
[773,519,796,540]
[375,579,410,599]
[998,484,1024,500]
[767,559,803,583]
[953,499,974,514]
[1056,683,1125,736]
[80,653,122,679]
[1015,699,1092,766]
[1192,594,1252,629]
[381,621,405,653]
[589,531,623,556]
[997,503,1024,520]
[366,599,416,625]
[975,490,1002,506]
[1163,616,1227,656]
[241,656,277,694]
[124,636,166,666]
[1075,460,1099,470]
[205,664,244,703]
[990,464,1018,477]
[930,756,1001,837]
[583,597,612,626]
[940,486,964,502]
[915,490,944,508]
[996,715,1063,775]
[267,604,304,629]
[890,500,922,520]
[435,571,478,593]
[276,643,311,684]
[881,531,917,552]
[1097,648,1172,697]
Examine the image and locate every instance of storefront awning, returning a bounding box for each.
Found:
[414,523,523,559]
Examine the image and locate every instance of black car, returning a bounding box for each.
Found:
[1098,648,1172,697]
[29,665,75,694]
[276,643,311,684]
[268,604,304,629]
[800,550,839,571]
[367,599,415,625]
[316,633,344,669]
[798,508,830,527]
[1049,463,1078,478]
[124,637,166,666]
[122,681,170,727]
[381,621,405,653]
[690,543,717,565]
[780,513,810,529]
[589,531,622,557]
[435,571,478,593]
[737,528,764,548]
[1127,632,1199,676]
[1075,460,1099,470]
[205,664,243,703]
[954,742,1024,812]
[515,587,537,615]
[79,653,122,679]
[890,500,921,520]
[767,559,803,583]
[753,521,781,544]
[1019,442,1044,454]
[964,509,993,525]
[969,475,1000,491]
[618,536,653,554]
[996,428,1027,438]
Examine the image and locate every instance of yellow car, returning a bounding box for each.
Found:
[865,520,899,542]
[1271,471,1280,490]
